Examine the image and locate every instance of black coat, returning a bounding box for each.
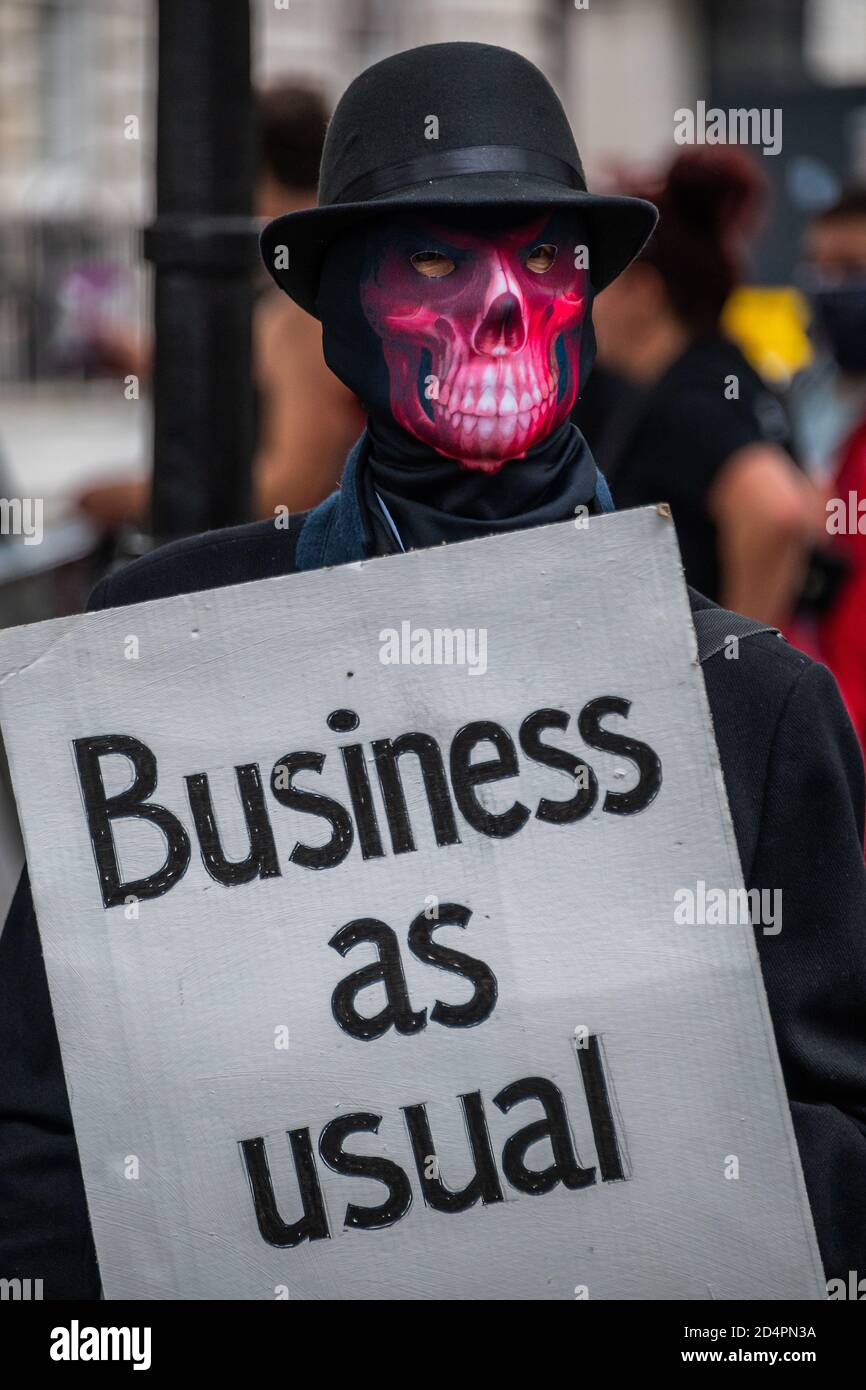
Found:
[1,506,865,1298]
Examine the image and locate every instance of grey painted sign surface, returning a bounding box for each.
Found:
[0,508,824,1299]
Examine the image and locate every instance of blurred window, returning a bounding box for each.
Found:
[40,1,91,169]
[705,0,807,89]
[805,0,866,85]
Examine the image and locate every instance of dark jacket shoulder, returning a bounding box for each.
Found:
[89,514,306,612]
[689,588,818,873]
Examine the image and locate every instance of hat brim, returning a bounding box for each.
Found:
[260,174,658,317]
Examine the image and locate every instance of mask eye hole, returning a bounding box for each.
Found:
[526,243,557,273]
[410,250,456,279]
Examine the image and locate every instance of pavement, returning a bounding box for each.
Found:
[0,380,147,520]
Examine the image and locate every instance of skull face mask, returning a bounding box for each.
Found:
[358,211,588,472]
[317,209,591,475]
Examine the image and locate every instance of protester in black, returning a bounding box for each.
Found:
[591,149,815,624]
[596,335,795,602]
[0,43,864,1300]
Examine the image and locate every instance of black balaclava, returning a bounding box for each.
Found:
[316,206,601,552]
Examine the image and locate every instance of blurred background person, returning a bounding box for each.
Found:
[791,188,866,749]
[791,189,866,485]
[588,148,817,627]
[76,80,363,534]
[249,82,364,517]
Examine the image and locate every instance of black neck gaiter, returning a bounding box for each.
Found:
[366,414,599,551]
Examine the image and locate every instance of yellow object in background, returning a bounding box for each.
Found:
[722,286,814,384]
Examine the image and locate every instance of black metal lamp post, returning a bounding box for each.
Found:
[144,0,260,541]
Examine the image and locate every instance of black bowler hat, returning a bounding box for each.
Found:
[260,42,658,316]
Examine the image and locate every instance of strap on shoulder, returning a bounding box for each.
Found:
[692,606,782,664]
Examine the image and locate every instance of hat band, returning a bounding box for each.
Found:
[334,145,587,204]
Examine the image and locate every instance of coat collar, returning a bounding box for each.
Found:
[294,428,615,572]
[294,433,370,572]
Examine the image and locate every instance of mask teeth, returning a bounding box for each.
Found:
[455,393,553,460]
[430,359,559,421]
[432,387,554,432]
[438,361,455,407]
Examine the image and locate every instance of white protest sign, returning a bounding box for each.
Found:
[0,508,824,1300]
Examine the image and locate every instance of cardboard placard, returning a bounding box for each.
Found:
[0,508,825,1299]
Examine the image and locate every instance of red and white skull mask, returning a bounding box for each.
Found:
[359,213,589,472]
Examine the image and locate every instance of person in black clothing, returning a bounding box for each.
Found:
[0,43,865,1300]
[590,148,816,624]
